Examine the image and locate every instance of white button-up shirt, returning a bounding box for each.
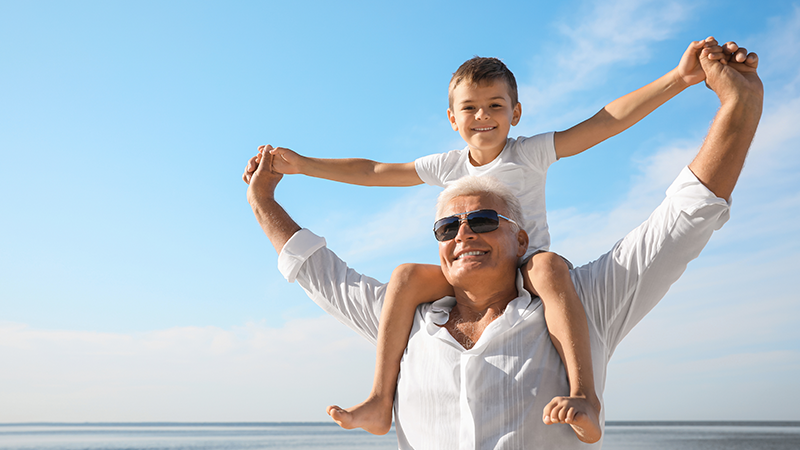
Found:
[278,167,730,449]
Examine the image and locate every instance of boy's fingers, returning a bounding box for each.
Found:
[269,151,276,174]
[701,38,724,60]
[723,41,739,54]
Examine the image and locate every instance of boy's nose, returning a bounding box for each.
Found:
[476,108,490,119]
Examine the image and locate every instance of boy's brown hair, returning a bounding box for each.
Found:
[448,57,519,109]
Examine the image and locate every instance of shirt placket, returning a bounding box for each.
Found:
[458,350,477,449]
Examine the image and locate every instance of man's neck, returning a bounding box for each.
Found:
[445,286,518,349]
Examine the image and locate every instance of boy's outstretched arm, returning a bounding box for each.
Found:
[554,37,724,159]
[268,146,423,187]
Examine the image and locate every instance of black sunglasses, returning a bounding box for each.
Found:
[433,209,518,242]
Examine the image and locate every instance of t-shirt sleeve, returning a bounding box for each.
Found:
[570,167,731,354]
[414,150,463,187]
[278,228,385,345]
[514,132,557,171]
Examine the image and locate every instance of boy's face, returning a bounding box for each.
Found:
[447,80,521,158]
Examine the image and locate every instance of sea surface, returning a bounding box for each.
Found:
[1,421,799,449]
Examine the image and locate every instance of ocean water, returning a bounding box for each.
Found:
[1,422,799,449]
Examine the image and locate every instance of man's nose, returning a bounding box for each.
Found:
[454,220,476,241]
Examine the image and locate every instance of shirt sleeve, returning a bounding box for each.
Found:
[414,150,463,187]
[571,166,731,354]
[514,132,557,170]
[278,229,385,345]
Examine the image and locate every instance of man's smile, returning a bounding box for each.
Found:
[455,250,488,260]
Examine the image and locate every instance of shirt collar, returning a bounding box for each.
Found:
[424,270,537,338]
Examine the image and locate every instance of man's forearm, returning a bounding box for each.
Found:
[250,195,301,254]
[688,92,762,200]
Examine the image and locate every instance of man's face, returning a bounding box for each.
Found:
[447,80,521,157]
[438,193,528,290]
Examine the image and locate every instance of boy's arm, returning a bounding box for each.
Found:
[554,37,722,159]
[269,146,423,187]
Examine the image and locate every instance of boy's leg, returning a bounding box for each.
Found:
[525,252,602,444]
[327,263,454,435]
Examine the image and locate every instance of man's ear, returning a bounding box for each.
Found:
[447,108,459,131]
[511,102,522,126]
[516,228,529,258]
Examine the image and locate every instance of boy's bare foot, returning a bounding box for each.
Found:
[542,396,602,444]
[326,396,393,436]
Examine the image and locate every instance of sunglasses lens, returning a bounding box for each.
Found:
[467,211,500,233]
[434,217,460,241]
[433,210,501,241]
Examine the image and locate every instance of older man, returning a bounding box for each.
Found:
[244,40,762,449]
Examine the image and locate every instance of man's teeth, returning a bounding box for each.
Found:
[458,251,485,259]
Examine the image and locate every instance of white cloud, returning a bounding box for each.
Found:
[0,319,377,422]
[550,139,699,265]
[338,188,439,263]
[517,0,692,133]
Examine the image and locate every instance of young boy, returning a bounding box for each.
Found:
[266,38,722,443]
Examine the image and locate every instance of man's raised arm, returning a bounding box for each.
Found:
[688,39,763,200]
[244,145,301,254]
[242,144,385,344]
[574,38,763,350]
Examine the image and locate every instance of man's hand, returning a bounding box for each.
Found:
[676,37,726,87]
[243,144,300,254]
[244,144,284,207]
[699,37,763,105]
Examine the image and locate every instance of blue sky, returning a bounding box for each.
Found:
[1,0,798,423]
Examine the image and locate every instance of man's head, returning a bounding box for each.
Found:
[434,176,528,292]
[447,57,522,156]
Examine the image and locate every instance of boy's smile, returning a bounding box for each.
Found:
[447,80,521,165]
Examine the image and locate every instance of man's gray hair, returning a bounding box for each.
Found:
[435,176,525,230]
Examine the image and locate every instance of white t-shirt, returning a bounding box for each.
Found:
[415,132,557,257]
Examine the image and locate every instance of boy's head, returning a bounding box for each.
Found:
[447,57,522,157]
[448,57,518,109]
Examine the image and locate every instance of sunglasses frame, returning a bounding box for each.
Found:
[433,209,519,242]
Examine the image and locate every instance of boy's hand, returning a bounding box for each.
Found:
[676,37,726,87]
[269,146,305,175]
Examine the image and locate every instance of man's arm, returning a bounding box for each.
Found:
[244,147,300,253]
[243,146,386,343]
[572,39,762,348]
[268,145,423,187]
[688,41,762,200]
[554,37,723,159]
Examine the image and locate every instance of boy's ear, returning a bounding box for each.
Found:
[511,103,522,126]
[447,108,459,131]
